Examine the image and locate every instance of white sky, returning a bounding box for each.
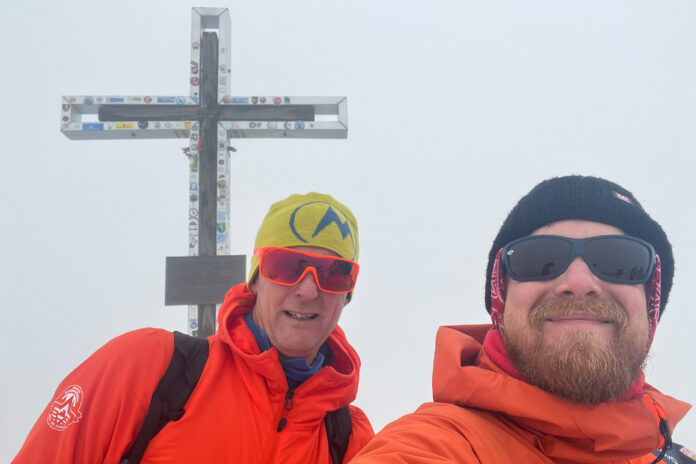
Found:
[3,1,696,460]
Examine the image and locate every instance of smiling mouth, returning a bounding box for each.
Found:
[284,311,318,321]
[546,316,612,323]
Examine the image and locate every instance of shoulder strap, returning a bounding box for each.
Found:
[651,442,696,463]
[121,331,209,464]
[325,405,352,464]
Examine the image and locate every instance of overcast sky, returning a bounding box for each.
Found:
[3,0,696,460]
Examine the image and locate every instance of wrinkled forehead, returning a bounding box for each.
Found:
[530,219,625,239]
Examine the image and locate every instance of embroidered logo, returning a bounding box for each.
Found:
[46,385,84,431]
[289,201,356,259]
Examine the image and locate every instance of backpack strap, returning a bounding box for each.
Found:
[121,331,209,464]
[651,442,696,464]
[325,405,352,464]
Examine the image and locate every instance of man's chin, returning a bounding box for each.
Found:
[506,331,646,404]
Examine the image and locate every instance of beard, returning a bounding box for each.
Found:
[501,298,650,403]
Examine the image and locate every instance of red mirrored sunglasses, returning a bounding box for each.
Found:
[254,247,359,294]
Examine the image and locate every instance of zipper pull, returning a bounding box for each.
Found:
[284,390,294,411]
[277,391,295,432]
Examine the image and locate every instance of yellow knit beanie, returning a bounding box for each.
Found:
[248,192,359,286]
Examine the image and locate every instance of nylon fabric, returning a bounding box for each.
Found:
[351,324,691,464]
[13,283,373,463]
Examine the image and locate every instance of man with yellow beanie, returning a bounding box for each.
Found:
[14,193,374,463]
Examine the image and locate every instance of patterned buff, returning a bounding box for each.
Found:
[489,249,663,345]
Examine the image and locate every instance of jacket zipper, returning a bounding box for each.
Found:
[268,390,295,463]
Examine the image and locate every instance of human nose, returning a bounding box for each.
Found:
[552,256,603,300]
[294,268,320,300]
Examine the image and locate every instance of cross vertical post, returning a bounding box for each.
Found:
[60,8,348,337]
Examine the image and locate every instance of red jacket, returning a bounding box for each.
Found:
[14,283,373,463]
[350,324,691,464]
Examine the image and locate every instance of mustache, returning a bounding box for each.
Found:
[528,298,629,332]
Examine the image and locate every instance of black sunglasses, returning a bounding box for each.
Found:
[502,235,656,284]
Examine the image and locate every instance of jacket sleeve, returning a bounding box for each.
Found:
[343,404,375,461]
[12,328,174,464]
[347,403,479,464]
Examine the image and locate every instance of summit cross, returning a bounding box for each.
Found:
[60,7,348,338]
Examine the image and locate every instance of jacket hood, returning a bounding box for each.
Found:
[432,324,691,464]
[215,283,361,410]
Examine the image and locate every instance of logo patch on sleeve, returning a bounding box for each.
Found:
[46,385,84,431]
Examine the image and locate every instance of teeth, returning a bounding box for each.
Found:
[286,311,316,320]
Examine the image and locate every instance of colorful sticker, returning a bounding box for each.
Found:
[231,97,248,104]
[115,122,134,129]
[144,96,152,104]
[273,97,281,105]
[62,104,70,112]
[138,121,148,129]
[157,97,175,103]
[108,97,124,103]
[83,123,104,131]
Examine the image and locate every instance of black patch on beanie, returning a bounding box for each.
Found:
[484,175,674,318]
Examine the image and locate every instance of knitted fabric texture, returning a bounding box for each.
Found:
[248,192,359,285]
[484,175,673,318]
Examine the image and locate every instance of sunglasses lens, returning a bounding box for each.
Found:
[507,237,573,280]
[260,248,357,292]
[322,259,357,292]
[585,237,651,282]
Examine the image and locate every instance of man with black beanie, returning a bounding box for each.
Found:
[352,175,694,464]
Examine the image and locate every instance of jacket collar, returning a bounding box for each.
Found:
[214,283,361,406]
[432,324,691,463]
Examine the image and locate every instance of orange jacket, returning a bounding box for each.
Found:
[351,324,691,464]
[14,283,373,463]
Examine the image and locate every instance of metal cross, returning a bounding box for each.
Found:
[60,7,348,338]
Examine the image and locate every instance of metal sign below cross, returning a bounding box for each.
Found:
[60,7,348,338]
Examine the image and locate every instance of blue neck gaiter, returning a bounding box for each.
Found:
[244,312,326,390]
